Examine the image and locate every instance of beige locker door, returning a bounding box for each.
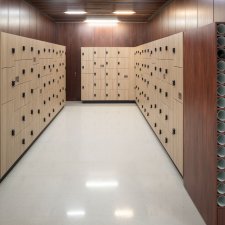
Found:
[105,58,117,69]
[117,58,129,69]
[94,58,105,69]
[173,33,183,68]
[172,67,183,103]
[117,48,129,58]
[172,99,183,175]
[118,89,129,100]
[1,67,16,104]
[81,61,89,74]
[94,68,105,80]
[0,33,16,68]
[117,68,129,79]
[118,78,129,90]
[81,47,94,61]
[93,89,105,100]
[105,48,117,58]
[0,100,15,177]
[93,78,105,90]
[106,68,117,80]
[81,74,93,101]
[93,47,106,58]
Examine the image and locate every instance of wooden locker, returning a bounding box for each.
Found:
[117,78,129,90]
[105,48,117,58]
[94,68,105,80]
[0,33,16,68]
[93,47,105,58]
[106,68,117,80]
[173,33,183,68]
[117,48,129,58]
[1,67,16,104]
[117,57,129,69]
[81,74,93,101]
[105,58,117,69]
[172,67,183,103]
[94,58,105,69]
[0,101,15,177]
[117,68,129,79]
[118,90,129,100]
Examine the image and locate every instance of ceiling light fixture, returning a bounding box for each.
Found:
[85,19,119,27]
[67,210,86,217]
[64,10,87,15]
[114,209,134,218]
[113,10,136,15]
[85,180,119,188]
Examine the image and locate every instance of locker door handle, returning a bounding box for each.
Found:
[172,129,176,135]
[22,115,26,121]
[173,48,176,54]
[159,47,162,52]
[11,129,15,136]
[12,48,16,54]
[22,139,26,145]
[82,66,84,69]
[38,109,40,114]
[31,130,34,136]
[49,113,51,117]
[165,138,168,143]
[31,109,34,115]
[22,92,26,98]
[106,83,108,86]
[31,89,34,94]
[43,118,46,122]
[22,69,26,74]
[165,69,168,74]
[82,53,84,56]
[44,101,46,105]
[118,83,120,87]
[165,115,168,120]
[159,109,162,114]
[31,47,34,52]
[44,48,46,52]
[118,62,120,65]
[82,86,84,89]
[22,46,25,51]
[31,68,34,73]
[38,50,40,55]
[106,94,108,97]
[154,104,157,108]
[118,94,120,97]
[154,123,157,127]
[11,80,16,87]
[150,105,153,108]
[159,88,162,93]
[165,92,168,97]
[106,62,108,65]
[38,74,40,78]
[172,80,176,86]
[159,130,162,135]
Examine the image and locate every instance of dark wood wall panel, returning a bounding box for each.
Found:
[55,22,147,101]
[145,0,214,42]
[184,23,217,225]
[0,0,55,42]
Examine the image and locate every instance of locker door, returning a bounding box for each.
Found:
[105,48,117,58]
[172,67,183,103]
[173,33,183,68]
[117,78,129,90]
[94,58,105,69]
[118,90,129,100]
[106,68,117,80]
[0,33,16,68]
[1,67,16,104]
[117,48,129,58]
[20,82,31,107]
[82,47,94,61]
[93,47,106,58]
[117,68,129,79]
[0,101,15,177]
[172,100,183,175]
[117,58,129,69]
[81,74,93,101]
[105,58,117,69]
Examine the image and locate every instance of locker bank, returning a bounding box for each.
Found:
[0,1,224,225]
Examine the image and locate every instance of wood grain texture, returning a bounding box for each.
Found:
[183,23,217,225]
[55,22,147,100]
[218,208,225,225]
[146,0,214,42]
[0,0,55,42]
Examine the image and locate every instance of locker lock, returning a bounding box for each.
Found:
[43,118,46,122]
[172,128,176,135]
[150,105,153,108]
[31,109,34,115]
[82,86,84,89]
[31,47,34,52]
[172,80,176,86]
[22,92,26,98]
[38,109,40,114]
[22,46,26,51]
[38,74,40,78]
[159,47,162,52]
[49,113,51,117]
[31,130,34,136]
[165,138,168,144]
[31,68,34,73]
[173,48,176,54]
[12,48,16,54]
[154,123,157,128]
[165,92,168,97]
[165,46,168,51]
[165,69,168,74]
[38,50,40,55]
[159,109,162,114]
[154,104,157,108]
[11,129,15,136]
[22,69,26,74]
[159,88,162,93]
[22,139,26,145]
[22,115,26,121]
[82,53,84,56]
[165,115,168,120]
[11,80,16,87]
[44,100,46,105]
[159,130,162,135]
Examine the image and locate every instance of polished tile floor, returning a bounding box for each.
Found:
[0,102,205,225]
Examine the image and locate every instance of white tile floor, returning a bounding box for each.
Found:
[0,102,205,225]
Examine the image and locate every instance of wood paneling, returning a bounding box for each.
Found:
[214,0,225,22]
[218,208,225,225]
[56,22,147,100]
[0,0,55,42]
[183,23,217,225]
[145,0,214,42]
[25,0,168,22]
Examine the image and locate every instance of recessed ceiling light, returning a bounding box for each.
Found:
[67,210,86,217]
[113,10,136,15]
[64,10,87,15]
[85,180,119,188]
[114,209,134,218]
[85,19,119,27]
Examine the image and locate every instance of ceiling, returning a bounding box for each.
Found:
[26,0,169,22]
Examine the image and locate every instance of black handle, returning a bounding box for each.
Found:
[165,115,168,120]
[12,48,16,54]
[12,80,16,87]
[22,46,25,51]
[31,47,34,52]
[22,139,25,145]
[154,123,157,127]
[22,115,26,121]
[31,89,34,94]
[11,129,15,136]
[31,130,34,136]
[172,128,176,135]
[173,48,176,54]
[172,80,176,86]
[22,92,26,98]
[165,92,168,97]
[31,109,34,115]
[165,138,168,143]
[22,69,26,74]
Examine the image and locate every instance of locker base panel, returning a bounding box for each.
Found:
[82,100,135,104]
[0,106,65,183]
[136,102,183,177]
